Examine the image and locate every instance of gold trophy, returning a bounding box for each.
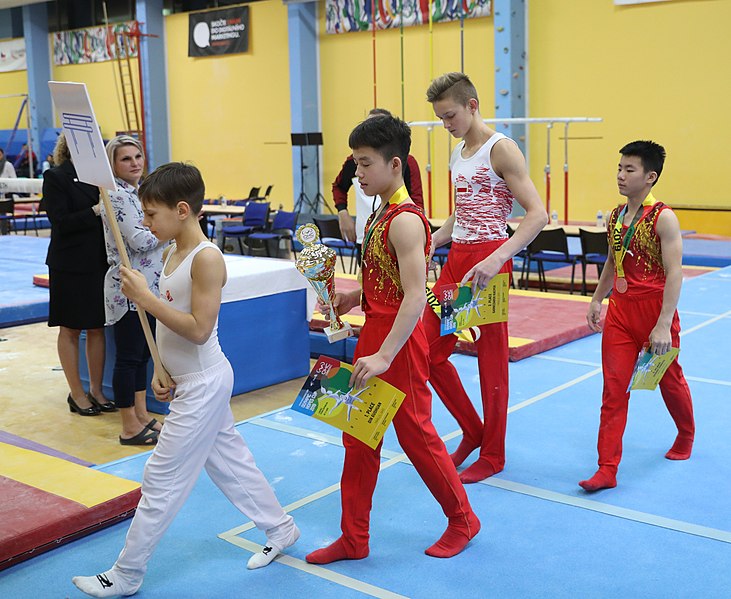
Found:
[295,223,353,343]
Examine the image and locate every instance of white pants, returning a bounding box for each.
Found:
[113,359,294,584]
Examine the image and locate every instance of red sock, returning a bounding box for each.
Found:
[665,436,693,460]
[305,537,368,565]
[459,458,503,484]
[450,438,480,468]
[425,512,481,558]
[578,469,617,492]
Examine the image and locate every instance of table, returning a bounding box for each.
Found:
[555,224,605,237]
[79,256,316,414]
[202,204,246,216]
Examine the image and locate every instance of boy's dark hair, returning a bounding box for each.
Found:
[138,162,205,214]
[348,115,411,166]
[426,72,479,106]
[620,140,666,186]
[367,107,392,118]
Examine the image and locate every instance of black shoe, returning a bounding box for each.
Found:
[68,394,101,416]
[87,392,117,412]
[119,427,158,446]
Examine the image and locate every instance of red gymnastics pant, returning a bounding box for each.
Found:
[597,292,695,473]
[338,315,474,553]
[423,239,512,471]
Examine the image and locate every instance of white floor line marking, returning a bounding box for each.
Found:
[248,417,402,460]
[508,368,603,413]
[219,453,412,539]
[532,355,602,368]
[679,310,730,318]
[680,310,731,336]
[532,356,731,387]
[219,535,408,599]
[218,305,730,583]
[481,478,731,544]
[685,375,731,387]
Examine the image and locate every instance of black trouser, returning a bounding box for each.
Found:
[112,310,155,408]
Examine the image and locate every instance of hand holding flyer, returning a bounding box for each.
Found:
[627,343,680,392]
[440,272,509,336]
[291,356,405,449]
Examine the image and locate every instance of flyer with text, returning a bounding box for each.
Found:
[439,272,509,336]
[627,344,680,391]
[291,356,406,449]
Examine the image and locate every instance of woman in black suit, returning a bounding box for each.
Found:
[44,134,115,416]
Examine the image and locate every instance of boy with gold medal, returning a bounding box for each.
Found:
[580,141,695,492]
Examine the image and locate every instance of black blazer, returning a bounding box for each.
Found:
[43,160,108,274]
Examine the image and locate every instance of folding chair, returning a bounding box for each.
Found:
[221,201,270,254]
[507,223,528,288]
[578,227,609,295]
[243,210,299,258]
[523,227,582,293]
[313,216,356,274]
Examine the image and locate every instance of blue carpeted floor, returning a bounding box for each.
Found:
[0,267,729,598]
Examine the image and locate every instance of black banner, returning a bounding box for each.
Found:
[188,6,249,57]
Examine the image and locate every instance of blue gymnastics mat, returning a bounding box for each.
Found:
[1,267,729,598]
[0,236,49,328]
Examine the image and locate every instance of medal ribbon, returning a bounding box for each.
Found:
[613,192,656,280]
[361,185,409,253]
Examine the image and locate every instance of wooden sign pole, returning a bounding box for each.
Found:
[98,187,174,390]
[47,81,174,393]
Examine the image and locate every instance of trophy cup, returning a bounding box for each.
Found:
[295,223,353,343]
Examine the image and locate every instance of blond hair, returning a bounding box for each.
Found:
[105,135,145,179]
[426,72,480,107]
[52,133,71,166]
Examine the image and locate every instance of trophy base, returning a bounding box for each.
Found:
[324,322,353,343]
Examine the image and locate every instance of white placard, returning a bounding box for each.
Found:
[47,81,117,190]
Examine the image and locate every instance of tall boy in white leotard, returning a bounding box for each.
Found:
[425,72,548,484]
[72,163,298,598]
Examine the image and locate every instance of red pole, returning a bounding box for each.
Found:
[563,122,569,224]
[563,169,569,225]
[134,25,146,160]
[544,123,552,213]
[372,1,377,107]
[426,126,433,218]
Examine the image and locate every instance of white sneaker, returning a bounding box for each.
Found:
[247,524,301,570]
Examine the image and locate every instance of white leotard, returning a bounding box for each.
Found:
[156,241,225,378]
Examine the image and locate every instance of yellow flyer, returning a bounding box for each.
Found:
[627,344,680,391]
[439,272,510,336]
[291,356,406,449]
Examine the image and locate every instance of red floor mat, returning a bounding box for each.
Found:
[311,278,602,361]
[0,442,142,571]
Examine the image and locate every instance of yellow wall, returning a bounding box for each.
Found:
[165,1,294,206]
[319,8,493,220]
[3,2,730,233]
[52,59,140,138]
[529,0,731,231]
[319,0,731,234]
[0,69,29,129]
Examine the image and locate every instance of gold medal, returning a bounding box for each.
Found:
[616,277,628,294]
